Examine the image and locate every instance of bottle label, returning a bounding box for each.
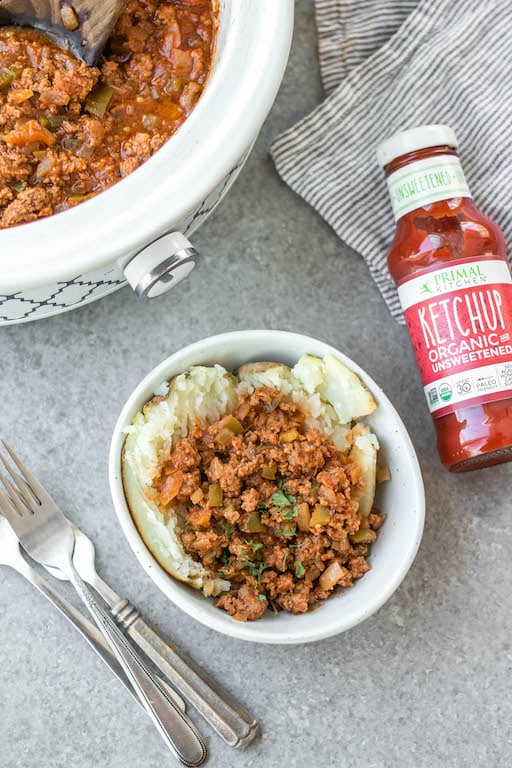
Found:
[386,155,472,221]
[398,258,512,417]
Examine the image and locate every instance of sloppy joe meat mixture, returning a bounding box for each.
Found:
[0,0,215,227]
[154,387,385,621]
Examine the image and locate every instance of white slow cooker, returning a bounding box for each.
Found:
[0,0,294,324]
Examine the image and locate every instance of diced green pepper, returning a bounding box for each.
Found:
[85,83,114,119]
[10,180,26,193]
[47,115,66,130]
[349,528,377,544]
[310,478,320,500]
[223,415,244,435]
[0,67,20,89]
[214,416,244,446]
[241,510,265,533]
[208,482,223,507]
[68,193,90,204]
[214,428,234,447]
[166,76,183,94]
[261,463,277,480]
[62,135,82,152]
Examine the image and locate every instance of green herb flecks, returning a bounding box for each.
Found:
[271,483,297,511]
[294,560,305,578]
[222,521,235,537]
[239,543,269,584]
[275,524,297,537]
[243,560,268,584]
[218,552,231,575]
[258,594,267,602]
[268,599,279,615]
[271,490,292,507]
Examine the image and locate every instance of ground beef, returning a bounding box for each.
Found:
[154,387,385,622]
[0,0,215,227]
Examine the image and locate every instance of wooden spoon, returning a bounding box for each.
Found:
[0,0,125,66]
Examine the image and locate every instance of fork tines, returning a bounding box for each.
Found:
[0,441,43,523]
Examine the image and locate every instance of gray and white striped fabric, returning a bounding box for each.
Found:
[271,0,512,321]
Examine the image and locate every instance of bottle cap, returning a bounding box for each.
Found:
[376,124,458,169]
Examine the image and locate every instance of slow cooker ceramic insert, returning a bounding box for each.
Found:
[0,0,294,323]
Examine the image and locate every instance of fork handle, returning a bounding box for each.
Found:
[112,602,258,748]
[10,557,186,713]
[67,568,207,767]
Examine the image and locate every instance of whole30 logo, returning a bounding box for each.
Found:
[398,258,512,415]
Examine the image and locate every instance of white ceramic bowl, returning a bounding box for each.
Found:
[109,331,425,644]
[0,0,294,322]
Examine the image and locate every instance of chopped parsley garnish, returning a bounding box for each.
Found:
[277,475,295,495]
[281,552,290,571]
[240,554,268,584]
[271,482,297,511]
[282,506,298,520]
[257,563,267,582]
[258,594,266,602]
[295,560,305,578]
[247,540,263,553]
[218,552,231,575]
[275,524,297,537]
[222,522,235,537]
[268,599,279,615]
[271,490,292,507]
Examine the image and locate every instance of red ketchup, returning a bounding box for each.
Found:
[377,125,512,471]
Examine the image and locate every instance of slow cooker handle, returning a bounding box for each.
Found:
[123,232,199,300]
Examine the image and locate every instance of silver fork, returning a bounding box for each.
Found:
[47,526,259,748]
[0,442,207,768]
[0,513,186,715]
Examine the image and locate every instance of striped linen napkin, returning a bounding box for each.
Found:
[271,0,512,321]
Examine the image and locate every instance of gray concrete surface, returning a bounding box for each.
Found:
[1,3,511,767]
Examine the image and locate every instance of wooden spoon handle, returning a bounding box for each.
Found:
[0,0,125,66]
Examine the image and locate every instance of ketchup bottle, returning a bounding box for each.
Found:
[377,124,512,471]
